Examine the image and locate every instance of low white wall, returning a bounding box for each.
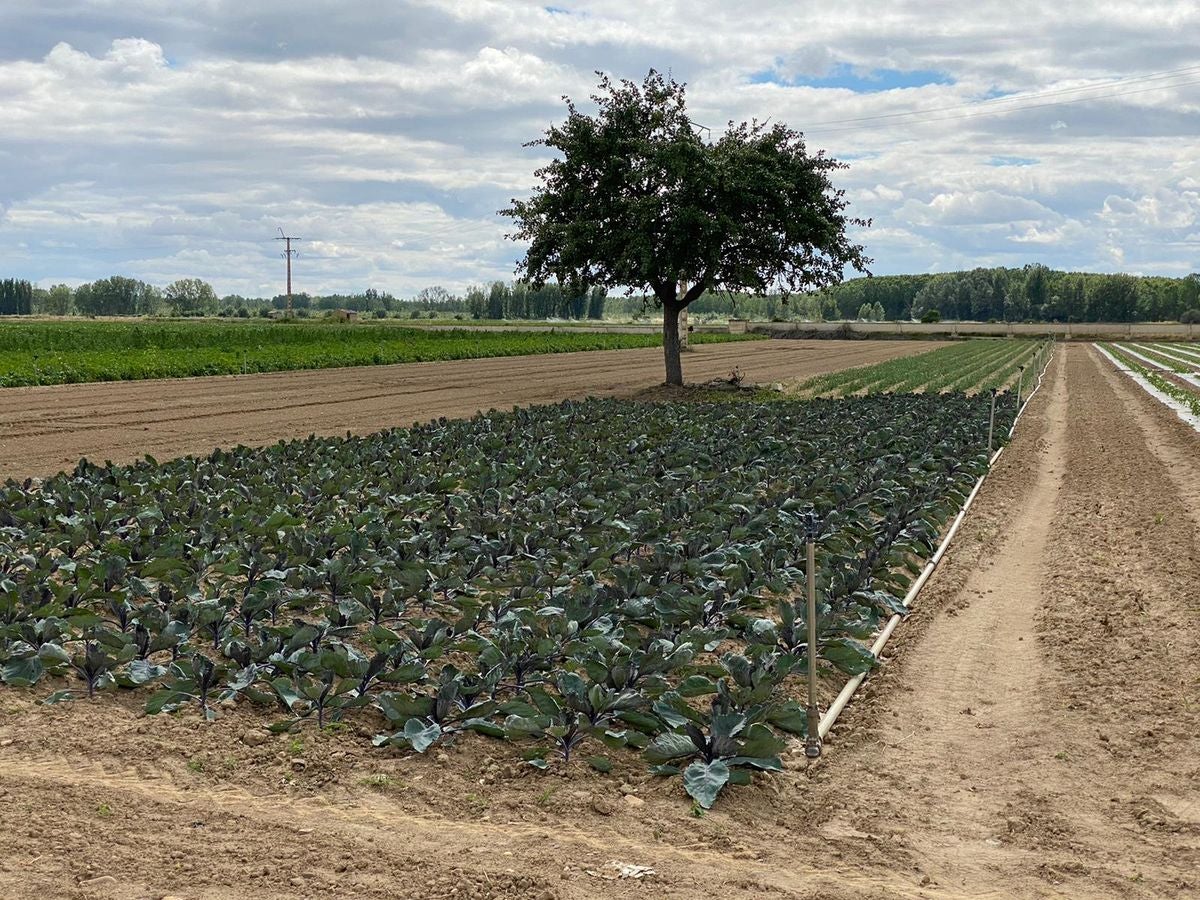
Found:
[749,321,1198,340]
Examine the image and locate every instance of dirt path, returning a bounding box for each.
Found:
[829,348,1071,891]
[0,345,1197,900]
[806,344,1200,897]
[1094,345,1200,523]
[0,338,932,480]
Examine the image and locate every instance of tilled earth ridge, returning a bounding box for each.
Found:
[0,344,1197,899]
[0,338,934,480]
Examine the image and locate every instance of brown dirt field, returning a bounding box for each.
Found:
[0,338,934,480]
[0,344,1198,899]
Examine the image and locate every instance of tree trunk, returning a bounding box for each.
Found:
[662,302,684,386]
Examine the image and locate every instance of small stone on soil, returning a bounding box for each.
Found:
[241,730,269,747]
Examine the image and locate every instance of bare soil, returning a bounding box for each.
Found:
[0,344,1197,899]
[0,338,933,480]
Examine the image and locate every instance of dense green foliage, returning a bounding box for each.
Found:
[164,279,219,316]
[0,394,1012,806]
[74,276,163,317]
[15,264,1200,325]
[464,282,607,320]
[819,267,1200,323]
[0,279,33,316]
[800,340,1049,398]
[0,320,758,387]
[503,69,868,384]
[18,278,607,322]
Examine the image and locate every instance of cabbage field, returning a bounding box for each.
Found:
[0,390,1016,807]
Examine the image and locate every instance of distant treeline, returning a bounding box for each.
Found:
[1,277,608,321]
[818,266,1200,323]
[4,266,1199,323]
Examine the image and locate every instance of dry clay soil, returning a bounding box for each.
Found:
[1,343,1199,899]
[0,338,933,480]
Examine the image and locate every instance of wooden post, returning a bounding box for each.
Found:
[987,388,997,455]
[804,515,822,759]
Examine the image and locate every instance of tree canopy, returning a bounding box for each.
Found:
[503,69,870,384]
[164,278,218,316]
[820,266,1200,323]
[74,276,162,317]
[0,279,33,315]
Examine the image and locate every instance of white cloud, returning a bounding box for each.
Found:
[904,191,1061,227]
[0,1,1199,295]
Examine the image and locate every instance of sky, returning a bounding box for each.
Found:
[0,0,1197,298]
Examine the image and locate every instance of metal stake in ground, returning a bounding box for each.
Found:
[987,388,997,455]
[1016,365,1026,409]
[804,513,822,759]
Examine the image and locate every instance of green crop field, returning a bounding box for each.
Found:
[0,320,761,387]
[1101,343,1200,417]
[796,338,1050,399]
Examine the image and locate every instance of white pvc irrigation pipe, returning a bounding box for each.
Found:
[818,342,1054,740]
[1151,342,1200,365]
[1095,343,1200,432]
[1138,342,1200,369]
[1121,344,1200,390]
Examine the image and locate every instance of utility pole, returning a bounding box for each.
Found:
[274,227,302,317]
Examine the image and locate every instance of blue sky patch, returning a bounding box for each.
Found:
[988,156,1039,167]
[750,62,952,93]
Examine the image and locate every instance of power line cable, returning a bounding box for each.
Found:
[800,62,1200,129]
[810,75,1200,135]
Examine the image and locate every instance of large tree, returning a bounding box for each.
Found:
[503,70,870,384]
[165,278,218,316]
[41,283,74,316]
[74,276,161,316]
[0,279,33,315]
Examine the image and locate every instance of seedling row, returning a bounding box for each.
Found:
[1101,343,1200,418]
[798,339,1049,399]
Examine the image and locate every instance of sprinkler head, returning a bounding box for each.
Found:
[802,511,821,541]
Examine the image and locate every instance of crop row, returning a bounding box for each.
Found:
[0,394,1014,806]
[1115,342,1200,374]
[0,321,758,387]
[799,339,1047,399]
[1103,344,1200,417]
